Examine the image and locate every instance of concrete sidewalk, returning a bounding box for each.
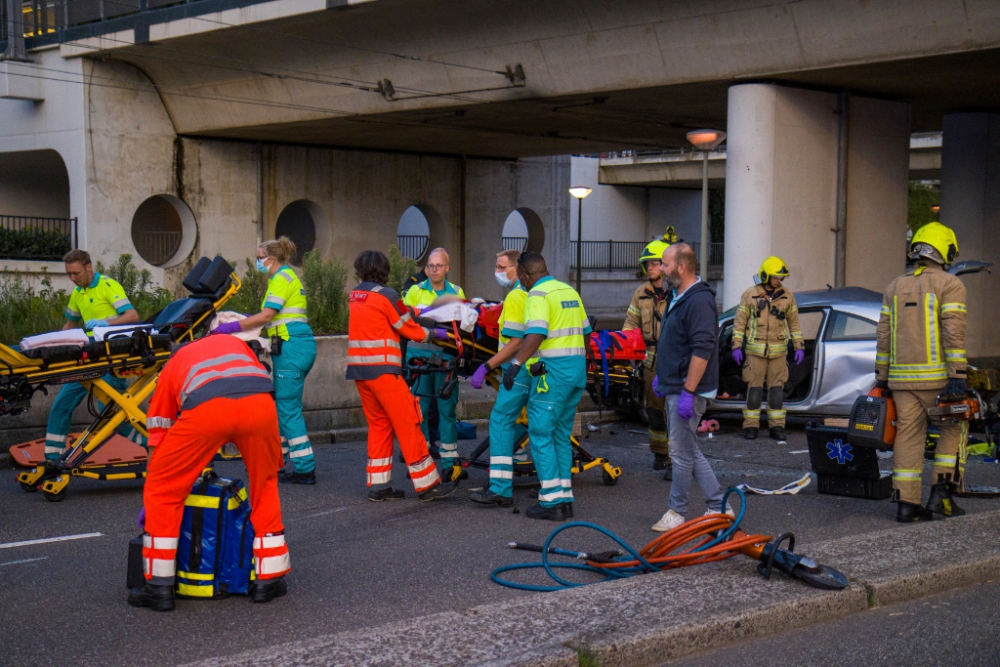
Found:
[188,510,1000,667]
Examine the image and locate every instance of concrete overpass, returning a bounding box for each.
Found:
[1,0,998,356]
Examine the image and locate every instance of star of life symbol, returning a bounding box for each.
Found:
[827,439,854,464]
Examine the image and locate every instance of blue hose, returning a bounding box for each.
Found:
[491,487,748,591]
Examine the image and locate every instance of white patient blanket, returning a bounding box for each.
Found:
[418,302,480,332]
[18,329,90,350]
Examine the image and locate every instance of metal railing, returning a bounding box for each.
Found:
[502,236,527,252]
[569,241,646,270]
[0,214,77,260]
[396,235,428,261]
[133,229,181,266]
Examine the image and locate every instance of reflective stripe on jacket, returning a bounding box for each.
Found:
[524,277,592,358]
[876,262,967,390]
[498,282,527,351]
[623,280,668,345]
[347,281,430,380]
[403,279,465,309]
[732,284,803,358]
[262,266,309,340]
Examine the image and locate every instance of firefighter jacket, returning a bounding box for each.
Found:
[732,284,803,359]
[623,281,669,344]
[876,261,967,390]
[146,335,274,449]
[346,281,431,381]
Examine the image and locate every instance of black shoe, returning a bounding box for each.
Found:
[368,487,405,502]
[925,480,966,517]
[769,426,787,441]
[470,490,513,506]
[744,428,758,440]
[441,465,468,483]
[896,501,934,523]
[280,471,316,485]
[525,503,573,521]
[652,454,671,471]
[527,488,539,499]
[128,583,175,612]
[418,479,459,501]
[251,577,287,603]
[662,463,673,482]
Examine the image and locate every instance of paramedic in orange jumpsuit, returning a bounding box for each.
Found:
[128,334,290,612]
[347,250,460,502]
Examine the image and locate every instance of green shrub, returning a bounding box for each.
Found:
[0,226,72,260]
[225,258,269,316]
[0,272,66,345]
[387,244,418,295]
[302,250,349,335]
[97,253,174,319]
[908,182,940,232]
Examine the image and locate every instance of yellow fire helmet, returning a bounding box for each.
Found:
[909,221,959,266]
[639,239,670,274]
[758,256,790,283]
[662,226,679,244]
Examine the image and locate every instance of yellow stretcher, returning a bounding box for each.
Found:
[3,256,242,502]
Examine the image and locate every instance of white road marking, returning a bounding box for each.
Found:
[0,557,49,567]
[0,532,103,550]
[789,450,809,454]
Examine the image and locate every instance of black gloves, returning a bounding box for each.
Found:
[874,380,889,390]
[502,363,521,391]
[941,377,968,401]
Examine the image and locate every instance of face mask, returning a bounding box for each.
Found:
[256,258,269,274]
[495,271,513,288]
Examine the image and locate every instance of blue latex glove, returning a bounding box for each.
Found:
[677,390,695,421]
[652,375,666,398]
[794,349,805,365]
[434,328,451,341]
[211,321,242,335]
[470,364,490,389]
[137,507,145,529]
[86,319,108,329]
[732,348,744,365]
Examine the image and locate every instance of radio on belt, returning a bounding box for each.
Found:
[847,387,896,449]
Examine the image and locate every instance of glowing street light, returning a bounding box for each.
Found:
[569,186,592,294]
[687,129,726,277]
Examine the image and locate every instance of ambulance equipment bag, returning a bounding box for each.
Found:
[175,472,255,598]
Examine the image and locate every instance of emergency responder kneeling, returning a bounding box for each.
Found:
[731,257,804,441]
[347,250,459,502]
[129,335,291,611]
[468,249,527,506]
[624,239,672,475]
[877,222,969,523]
[503,252,591,521]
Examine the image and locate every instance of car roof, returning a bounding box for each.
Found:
[719,286,883,321]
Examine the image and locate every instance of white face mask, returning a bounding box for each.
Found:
[495,271,514,288]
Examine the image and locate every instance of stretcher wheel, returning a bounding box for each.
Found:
[19,481,39,493]
[602,470,619,486]
[43,488,67,502]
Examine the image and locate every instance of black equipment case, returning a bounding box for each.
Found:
[806,422,892,500]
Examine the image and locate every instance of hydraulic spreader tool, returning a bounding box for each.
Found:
[4,256,243,502]
[492,488,849,592]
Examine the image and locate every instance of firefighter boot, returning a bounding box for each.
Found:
[128,583,175,612]
[925,475,966,518]
[896,500,934,523]
[744,428,758,440]
[769,426,787,441]
[251,577,288,603]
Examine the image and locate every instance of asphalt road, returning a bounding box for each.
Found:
[2,415,999,667]
[661,579,1000,667]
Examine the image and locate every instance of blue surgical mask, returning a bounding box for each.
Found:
[256,257,269,273]
[495,271,513,288]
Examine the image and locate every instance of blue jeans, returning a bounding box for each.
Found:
[666,393,723,515]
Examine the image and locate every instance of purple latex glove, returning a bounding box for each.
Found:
[794,349,805,365]
[652,375,666,398]
[433,328,451,341]
[677,390,695,421]
[212,321,242,335]
[470,364,490,389]
[137,506,145,529]
[732,348,744,365]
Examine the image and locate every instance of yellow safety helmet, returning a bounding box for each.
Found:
[662,226,679,244]
[639,239,670,273]
[758,256,790,283]
[909,221,959,265]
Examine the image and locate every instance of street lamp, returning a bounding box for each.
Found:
[686,129,726,278]
[569,185,592,295]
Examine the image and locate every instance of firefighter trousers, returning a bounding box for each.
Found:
[143,393,289,585]
[356,374,441,493]
[742,354,789,429]
[643,368,670,457]
[892,389,967,505]
[488,365,530,498]
[274,324,316,474]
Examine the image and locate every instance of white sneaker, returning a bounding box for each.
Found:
[703,505,736,518]
[651,509,685,532]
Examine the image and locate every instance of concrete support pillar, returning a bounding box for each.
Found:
[723,84,910,309]
[940,113,1000,361]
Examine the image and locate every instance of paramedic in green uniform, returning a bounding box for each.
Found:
[469,248,528,506]
[44,249,142,461]
[213,237,317,484]
[503,252,591,521]
[403,247,466,477]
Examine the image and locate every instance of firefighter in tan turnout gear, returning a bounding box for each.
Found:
[731,257,804,442]
[876,222,969,523]
[624,239,671,474]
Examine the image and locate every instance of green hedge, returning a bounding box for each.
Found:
[0,226,72,260]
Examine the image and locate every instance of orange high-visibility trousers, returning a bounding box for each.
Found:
[356,374,441,493]
[142,393,290,583]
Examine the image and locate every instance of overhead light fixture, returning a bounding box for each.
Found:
[568,186,592,200]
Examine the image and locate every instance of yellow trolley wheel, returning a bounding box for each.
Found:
[602,469,619,486]
[19,481,39,493]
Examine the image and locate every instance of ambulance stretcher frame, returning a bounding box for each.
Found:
[408,306,623,486]
[3,256,242,502]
